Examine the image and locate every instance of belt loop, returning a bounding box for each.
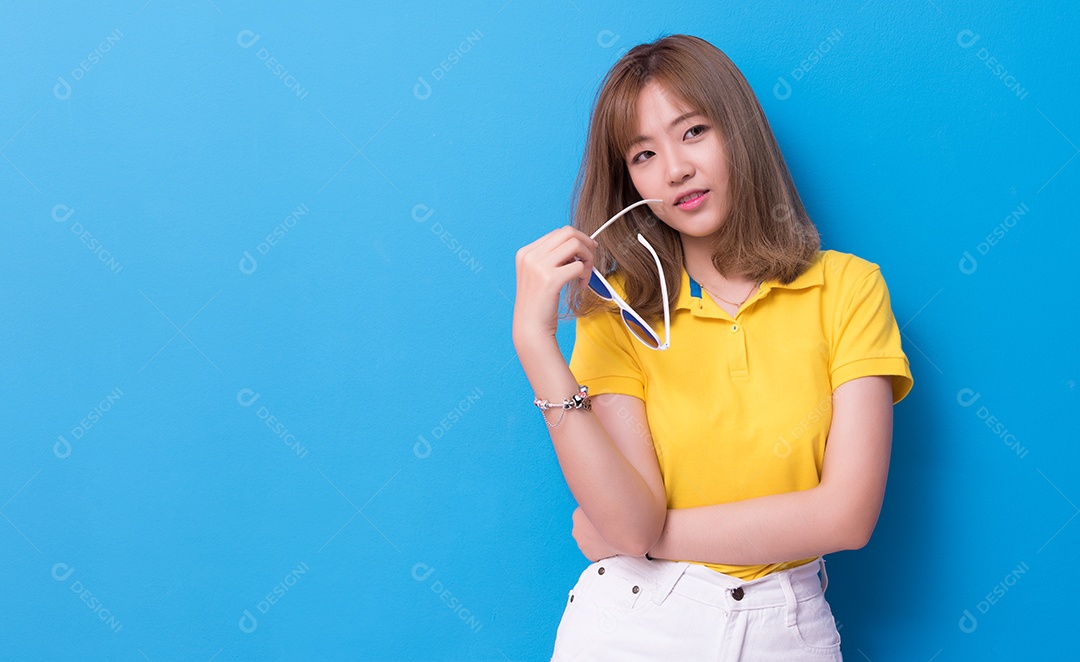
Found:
[779,570,798,627]
[652,561,690,606]
[818,556,829,594]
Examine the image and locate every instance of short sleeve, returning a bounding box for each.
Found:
[568,308,646,401]
[830,267,914,405]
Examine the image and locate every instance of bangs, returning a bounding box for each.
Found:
[602,69,720,165]
[604,75,644,163]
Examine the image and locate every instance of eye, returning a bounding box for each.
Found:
[685,124,708,139]
[630,150,654,164]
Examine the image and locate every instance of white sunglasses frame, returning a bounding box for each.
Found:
[587,198,671,351]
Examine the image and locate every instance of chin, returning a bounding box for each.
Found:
[678,218,726,238]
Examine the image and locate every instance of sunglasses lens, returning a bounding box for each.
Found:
[588,271,613,299]
[622,311,660,349]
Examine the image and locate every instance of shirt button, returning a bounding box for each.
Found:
[632,585,640,594]
[598,567,605,575]
[731,324,739,332]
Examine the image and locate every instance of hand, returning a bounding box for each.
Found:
[571,506,621,562]
[512,226,598,345]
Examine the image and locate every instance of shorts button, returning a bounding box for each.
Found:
[731,587,744,601]
[598,566,605,575]
[632,585,640,594]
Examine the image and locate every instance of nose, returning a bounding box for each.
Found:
[666,150,694,185]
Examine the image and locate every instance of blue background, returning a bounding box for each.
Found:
[2,1,1077,660]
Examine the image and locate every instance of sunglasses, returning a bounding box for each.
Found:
[587,198,670,350]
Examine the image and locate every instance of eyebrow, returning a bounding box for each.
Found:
[627,111,704,150]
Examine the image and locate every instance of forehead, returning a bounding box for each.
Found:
[620,80,702,152]
[609,78,705,156]
[634,80,695,125]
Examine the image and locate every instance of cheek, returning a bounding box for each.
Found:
[713,143,731,177]
[627,170,647,195]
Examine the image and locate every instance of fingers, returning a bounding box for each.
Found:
[512,227,597,344]
[518,227,598,291]
[545,235,597,284]
[517,226,597,268]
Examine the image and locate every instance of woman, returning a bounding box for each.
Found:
[512,34,913,660]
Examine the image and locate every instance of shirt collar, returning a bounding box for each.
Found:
[676,250,825,312]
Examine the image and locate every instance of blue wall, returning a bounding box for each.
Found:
[3,1,1076,659]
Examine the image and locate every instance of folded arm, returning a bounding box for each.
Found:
[643,375,895,564]
[517,334,667,557]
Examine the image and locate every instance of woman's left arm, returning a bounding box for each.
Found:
[645,375,895,565]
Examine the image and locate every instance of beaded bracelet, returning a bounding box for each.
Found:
[534,385,591,428]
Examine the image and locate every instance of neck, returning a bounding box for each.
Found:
[681,234,756,291]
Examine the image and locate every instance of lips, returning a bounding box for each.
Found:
[674,189,709,208]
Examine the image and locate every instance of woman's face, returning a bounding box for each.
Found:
[624,80,731,240]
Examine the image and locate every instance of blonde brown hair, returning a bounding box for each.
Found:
[564,34,820,323]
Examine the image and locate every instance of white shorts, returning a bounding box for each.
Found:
[551,554,842,661]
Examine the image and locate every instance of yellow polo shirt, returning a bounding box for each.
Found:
[568,249,913,580]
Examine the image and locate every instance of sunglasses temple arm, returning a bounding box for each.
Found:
[591,198,663,239]
[638,233,672,348]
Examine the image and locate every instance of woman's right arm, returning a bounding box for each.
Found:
[513,226,666,557]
